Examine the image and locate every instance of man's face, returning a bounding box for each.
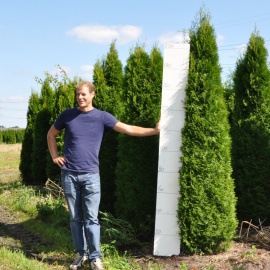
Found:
[76,85,95,111]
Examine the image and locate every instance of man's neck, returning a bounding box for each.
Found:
[77,105,94,112]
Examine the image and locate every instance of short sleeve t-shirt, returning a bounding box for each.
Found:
[54,108,118,173]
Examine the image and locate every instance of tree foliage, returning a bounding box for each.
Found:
[231,30,270,223]
[115,44,162,239]
[0,129,24,144]
[31,78,54,184]
[178,9,237,254]
[93,41,124,214]
[46,77,78,182]
[20,91,40,184]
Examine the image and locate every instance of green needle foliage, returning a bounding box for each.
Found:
[0,129,24,144]
[20,91,40,184]
[115,44,162,240]
[93,41,124,214]
[231,30,270,223]
[178,9,237,254]
[31,78,54,184]
[46,76,79,182]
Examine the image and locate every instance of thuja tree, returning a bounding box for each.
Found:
[0,129,25,144]
[104,40,124,90]
[31,78,54,185]
[93,41,124,214]
[15,129,25,143]
[178,10,237,254]
[46,77,78,182]
[20,91,40,184]
[231,30,270,223]
[2,129,16,144]
[115,45,162,239]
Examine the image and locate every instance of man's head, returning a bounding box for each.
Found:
[76,81,96,111]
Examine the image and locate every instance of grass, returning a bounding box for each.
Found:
[0,143,162,269]
[0,143,21,185]
[2,143,259,270]
[0,246,66,270]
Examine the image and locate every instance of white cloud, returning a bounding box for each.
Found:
[80,65,94,72]
[78,65,94,81]
[0,96,28,103]
[158,31,189,45]
[216,33,224,45]
[66,24,142,45]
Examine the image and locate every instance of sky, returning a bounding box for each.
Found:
[0,1,270,128]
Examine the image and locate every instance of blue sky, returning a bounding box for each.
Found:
[0,0,270,128]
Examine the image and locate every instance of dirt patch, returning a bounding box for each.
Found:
[132,242,270,270]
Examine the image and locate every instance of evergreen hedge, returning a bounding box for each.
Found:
[46,77,79,182]
[115,45,162,239]
[20,91,40,184]
[0,129,24,144]
[93,41,124,214]
[31,79,54,185]
[231,30,270,224]
[178,10,237,254]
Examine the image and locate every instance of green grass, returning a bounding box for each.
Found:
[0,144,21,186]
[0,246,67,270]
[0,183,149,269]
[0,144,158,269]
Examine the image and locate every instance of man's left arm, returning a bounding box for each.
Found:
[113,120,160,137]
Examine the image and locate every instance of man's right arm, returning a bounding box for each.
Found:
[47,125,66,167]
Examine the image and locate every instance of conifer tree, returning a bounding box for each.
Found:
[104,40,124,90]
[15,129,25,143]
[178,10,237,254]
[115,45,162,239]
[93,41,124,214]
[20,91,40,184]
[93,59,107,104]
[3,129,16,144]
[231,30,270,223]
[46,77,78,182]
[31,78,54,184]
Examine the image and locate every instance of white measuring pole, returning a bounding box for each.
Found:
[153,43,190,256]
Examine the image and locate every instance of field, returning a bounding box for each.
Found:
[0,144,22,184]
[1,144,270,269]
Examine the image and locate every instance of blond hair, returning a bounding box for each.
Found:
[76,81,96,93]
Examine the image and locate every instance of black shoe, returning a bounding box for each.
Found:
[70,253,88,270]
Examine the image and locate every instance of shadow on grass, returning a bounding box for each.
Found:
[0,207,72,267]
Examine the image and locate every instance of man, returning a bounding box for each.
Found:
[47,81,160,270]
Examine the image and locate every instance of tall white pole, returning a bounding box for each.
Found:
[154,43,190,256]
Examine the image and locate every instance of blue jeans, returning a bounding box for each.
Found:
[61,170,102,261]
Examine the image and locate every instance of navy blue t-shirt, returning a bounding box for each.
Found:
[54,108,119,173]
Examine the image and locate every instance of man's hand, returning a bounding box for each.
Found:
[53,156,66,167]
[155,119,161,134]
